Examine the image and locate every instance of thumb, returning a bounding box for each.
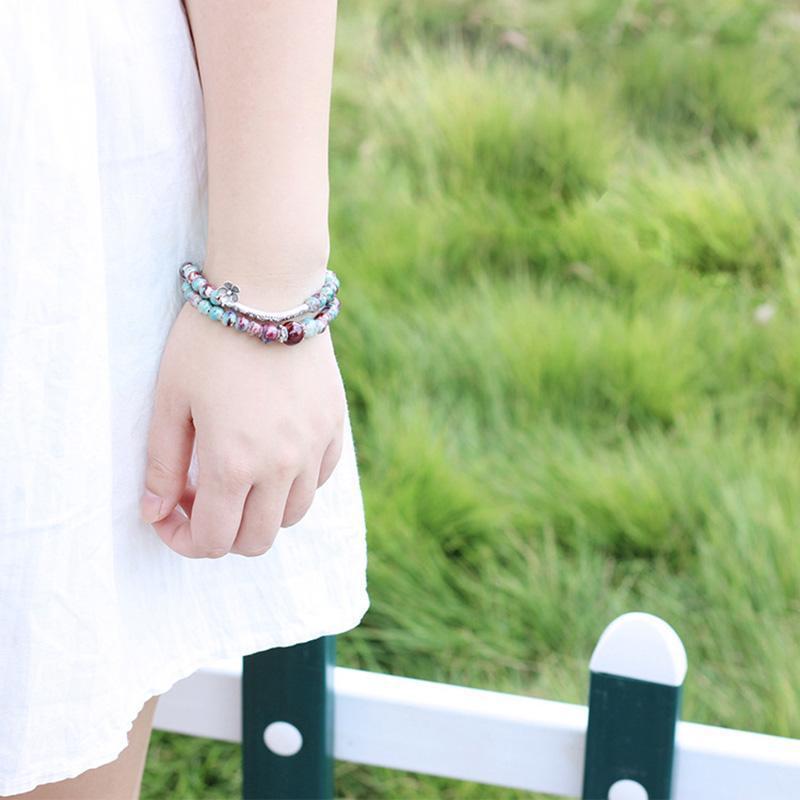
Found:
[140,386,195,525]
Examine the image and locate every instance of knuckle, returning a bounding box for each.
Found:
[220,461,256,492]
[202,454,256,492]
[233,525,277,557]
[192,529,233,560]
[271,452,301,481]
[146,451,181,482]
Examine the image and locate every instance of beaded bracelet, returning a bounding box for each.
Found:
[177,262,341,345]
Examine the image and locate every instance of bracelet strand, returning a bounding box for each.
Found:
[177,262,341,345]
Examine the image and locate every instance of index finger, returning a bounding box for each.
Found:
[152,468,252,559]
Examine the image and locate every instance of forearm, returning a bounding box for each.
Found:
[183,0,338,308]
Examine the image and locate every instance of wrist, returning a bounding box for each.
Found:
[180,258,340,346]
[202,237,330,310]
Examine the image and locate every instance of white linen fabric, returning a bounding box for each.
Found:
[0,0,370,793]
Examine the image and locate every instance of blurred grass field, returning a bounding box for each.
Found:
[142,1,800,797]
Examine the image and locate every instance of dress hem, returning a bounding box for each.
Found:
[0,586,370,796]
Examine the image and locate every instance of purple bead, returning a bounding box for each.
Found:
[222,310,237,326]
[260,323,280,343]
[285,321,305,345]
[247,320,263,338]
[235,315,250,333]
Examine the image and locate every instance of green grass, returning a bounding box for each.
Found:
[142,1,800,797]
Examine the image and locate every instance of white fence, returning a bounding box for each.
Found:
[152,613,800,799]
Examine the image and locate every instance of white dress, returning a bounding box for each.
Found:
[0,1,370,794]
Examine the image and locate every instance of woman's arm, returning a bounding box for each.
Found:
[184,0,337,307]
[140,0,347,559]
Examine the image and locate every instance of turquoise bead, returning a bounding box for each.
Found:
[209,306,225,321]
[191,277,208,292]
[222,310,237,326]
[209,288,223,306]
[198,299,211,315]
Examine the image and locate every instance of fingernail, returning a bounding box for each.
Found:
[140,489,165,524]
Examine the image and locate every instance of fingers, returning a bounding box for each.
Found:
[149,432,342,560]
[230,481,290,557]
[151,450,253,558]
[282,468,320,528]
[141,388,195,525]
[230,450,326,557]
[317,431,343,487]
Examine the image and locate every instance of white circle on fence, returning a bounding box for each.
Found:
[608,779,648,800]
[263,721,303,756]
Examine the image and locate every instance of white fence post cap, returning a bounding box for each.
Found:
[589,612,688,686]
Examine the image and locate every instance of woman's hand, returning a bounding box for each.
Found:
[148,0,346,559]
[139,299,347,558]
